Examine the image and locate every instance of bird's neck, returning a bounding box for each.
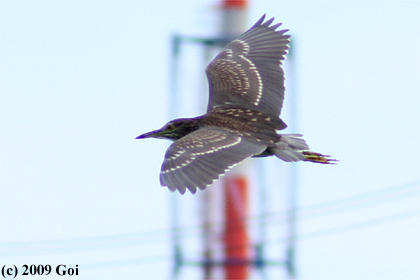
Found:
[170,117,202,140]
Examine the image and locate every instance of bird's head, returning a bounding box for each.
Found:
[135,118,200,141]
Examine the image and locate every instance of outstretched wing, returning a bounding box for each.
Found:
[206,14,290,117]
[160,127,266,194]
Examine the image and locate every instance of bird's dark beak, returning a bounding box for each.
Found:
[135,129,162,139]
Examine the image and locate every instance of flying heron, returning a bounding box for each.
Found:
[136,15,336,194]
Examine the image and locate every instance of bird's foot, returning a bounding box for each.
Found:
[303,151,338,164]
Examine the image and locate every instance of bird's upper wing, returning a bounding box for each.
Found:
[206,14,290,117]
[160,127,266,194]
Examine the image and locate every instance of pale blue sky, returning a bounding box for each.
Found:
[1,1,419,279]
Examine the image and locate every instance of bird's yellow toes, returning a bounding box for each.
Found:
[303,151,338,164]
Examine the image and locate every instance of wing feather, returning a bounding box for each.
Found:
[159,127,266,194]
[206,15,290,117]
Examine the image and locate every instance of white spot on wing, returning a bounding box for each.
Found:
[239,54,263,105]
[209,39,263,107]
[191,136,241,156]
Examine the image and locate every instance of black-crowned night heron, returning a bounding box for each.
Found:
[136,15,336,194]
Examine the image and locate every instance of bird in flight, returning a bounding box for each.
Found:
[136,15,337,194]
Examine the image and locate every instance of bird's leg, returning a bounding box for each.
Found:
[303,151,338,164]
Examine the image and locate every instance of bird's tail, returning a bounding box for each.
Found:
[271,134,337,164]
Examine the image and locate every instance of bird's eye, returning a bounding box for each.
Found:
[166,123,176,131]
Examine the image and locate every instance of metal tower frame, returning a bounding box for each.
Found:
[168,34,299,280]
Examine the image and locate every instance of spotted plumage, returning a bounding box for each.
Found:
[136,15,336,194]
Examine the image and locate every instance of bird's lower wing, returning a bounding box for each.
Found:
[160,127,266,194]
